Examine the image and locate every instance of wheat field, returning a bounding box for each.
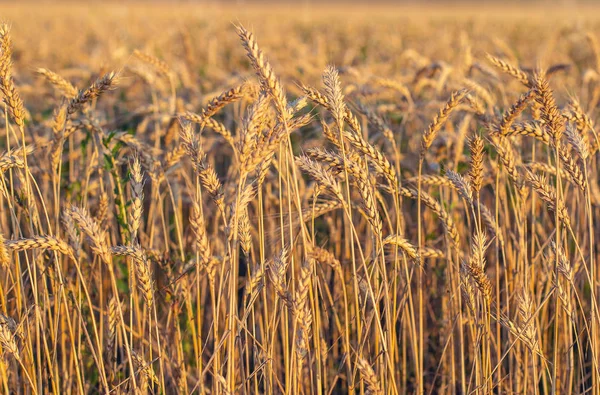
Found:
[2,2,600,394]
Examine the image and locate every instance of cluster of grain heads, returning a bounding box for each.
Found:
[2,11,600,394]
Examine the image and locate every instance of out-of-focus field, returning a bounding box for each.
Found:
[2,2,600,394]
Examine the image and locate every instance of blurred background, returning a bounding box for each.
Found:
[2,0,599,118]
